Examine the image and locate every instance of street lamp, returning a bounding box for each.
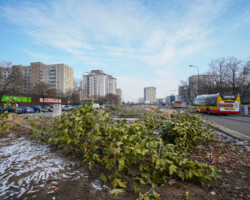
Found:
[189,65,200,95]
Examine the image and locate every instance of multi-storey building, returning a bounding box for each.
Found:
[165,95,175,105]
[108,75,117,94]
[116,88,122,97]
[81,70,117,98]
[21,65,31,93]
[189,75,214,101]
[138,97,144,104]
[156,98,165,105]
[7,62,74,95]
[30,62,48,88]
[47,64,74,94]
[178,85,190,105]
[144,87,156,104]
[116,88,122,105]
[0,66,11,91]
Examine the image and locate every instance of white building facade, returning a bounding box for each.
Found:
[144,87,156,104]
[81,70,117,98]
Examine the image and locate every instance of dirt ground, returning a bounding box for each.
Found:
[0,127,249,200]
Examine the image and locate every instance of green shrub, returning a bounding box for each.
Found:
[31,104,219,196]
[160,112,214,152]
[0,111,9,131]
[139,111,166,130]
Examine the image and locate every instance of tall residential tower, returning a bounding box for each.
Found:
[144,87,156,104]
[81,70,117,98]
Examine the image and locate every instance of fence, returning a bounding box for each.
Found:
[241,105,250,115]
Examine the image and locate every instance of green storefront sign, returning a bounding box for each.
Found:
[1,95,31,103]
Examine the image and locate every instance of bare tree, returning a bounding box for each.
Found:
[47,88,58,97]
[0,61,23,101]
[93,93,119,105]
[209,57,227,93]
[64,89,73,105]
[180,57,250,104]
[224,57,241,92]
[238,60,250,103]
[71,89,81,105]
[178,81,190,105]
[32,82,50,98]
[208,57,250,102]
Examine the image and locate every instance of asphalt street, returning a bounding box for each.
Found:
[200,113,250,137]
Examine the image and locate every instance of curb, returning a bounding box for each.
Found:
[207,121,250,142]
[239,114,250,117]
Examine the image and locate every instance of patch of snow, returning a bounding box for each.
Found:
[0,133,87,199]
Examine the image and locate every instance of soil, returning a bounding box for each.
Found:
[0,129,249,199]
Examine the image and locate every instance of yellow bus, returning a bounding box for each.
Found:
[193,93,241,114]
[80,98,94,105]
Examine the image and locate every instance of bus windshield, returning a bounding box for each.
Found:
[219,93,238,100]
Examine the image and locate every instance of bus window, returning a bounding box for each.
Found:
[211,97,217,106]
[220,93,237,100]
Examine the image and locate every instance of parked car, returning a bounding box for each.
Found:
[0,107,3,114]
[30,105,42,112]
[61,105,67,111]
[65,105,73,111]
[40,106,49,112]
[22,107,35,113]
[3,106,15,113]
[14,107,24,114]
[62,105,73,111]
[47,106,53,112]
[93,103,100,109]
[72,105,81,109]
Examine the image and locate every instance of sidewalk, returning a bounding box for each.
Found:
[240,113,250,117]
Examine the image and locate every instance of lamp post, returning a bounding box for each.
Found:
[189,65,200,95]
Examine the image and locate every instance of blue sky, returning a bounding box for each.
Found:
[0,0,250,102]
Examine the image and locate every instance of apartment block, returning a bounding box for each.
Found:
[144,87,156,104]
[189,75,214,100]
[0,67,11,91]
[81,70,117,98]
[47,64,74,94]
[108,75,117,94]
[7,62,74,95]
[116,88,122,105]
[30,62,48,88]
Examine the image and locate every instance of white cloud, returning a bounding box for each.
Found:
[1,0,234,67]
[1,0,249,99]
[21,49,50,61]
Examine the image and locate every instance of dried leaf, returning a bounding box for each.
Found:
[224,169,232,174]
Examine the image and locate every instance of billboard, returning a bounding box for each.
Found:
[40,98,61,104]
[1,95,31,103]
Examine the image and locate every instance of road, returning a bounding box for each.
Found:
[200,113,250,137]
